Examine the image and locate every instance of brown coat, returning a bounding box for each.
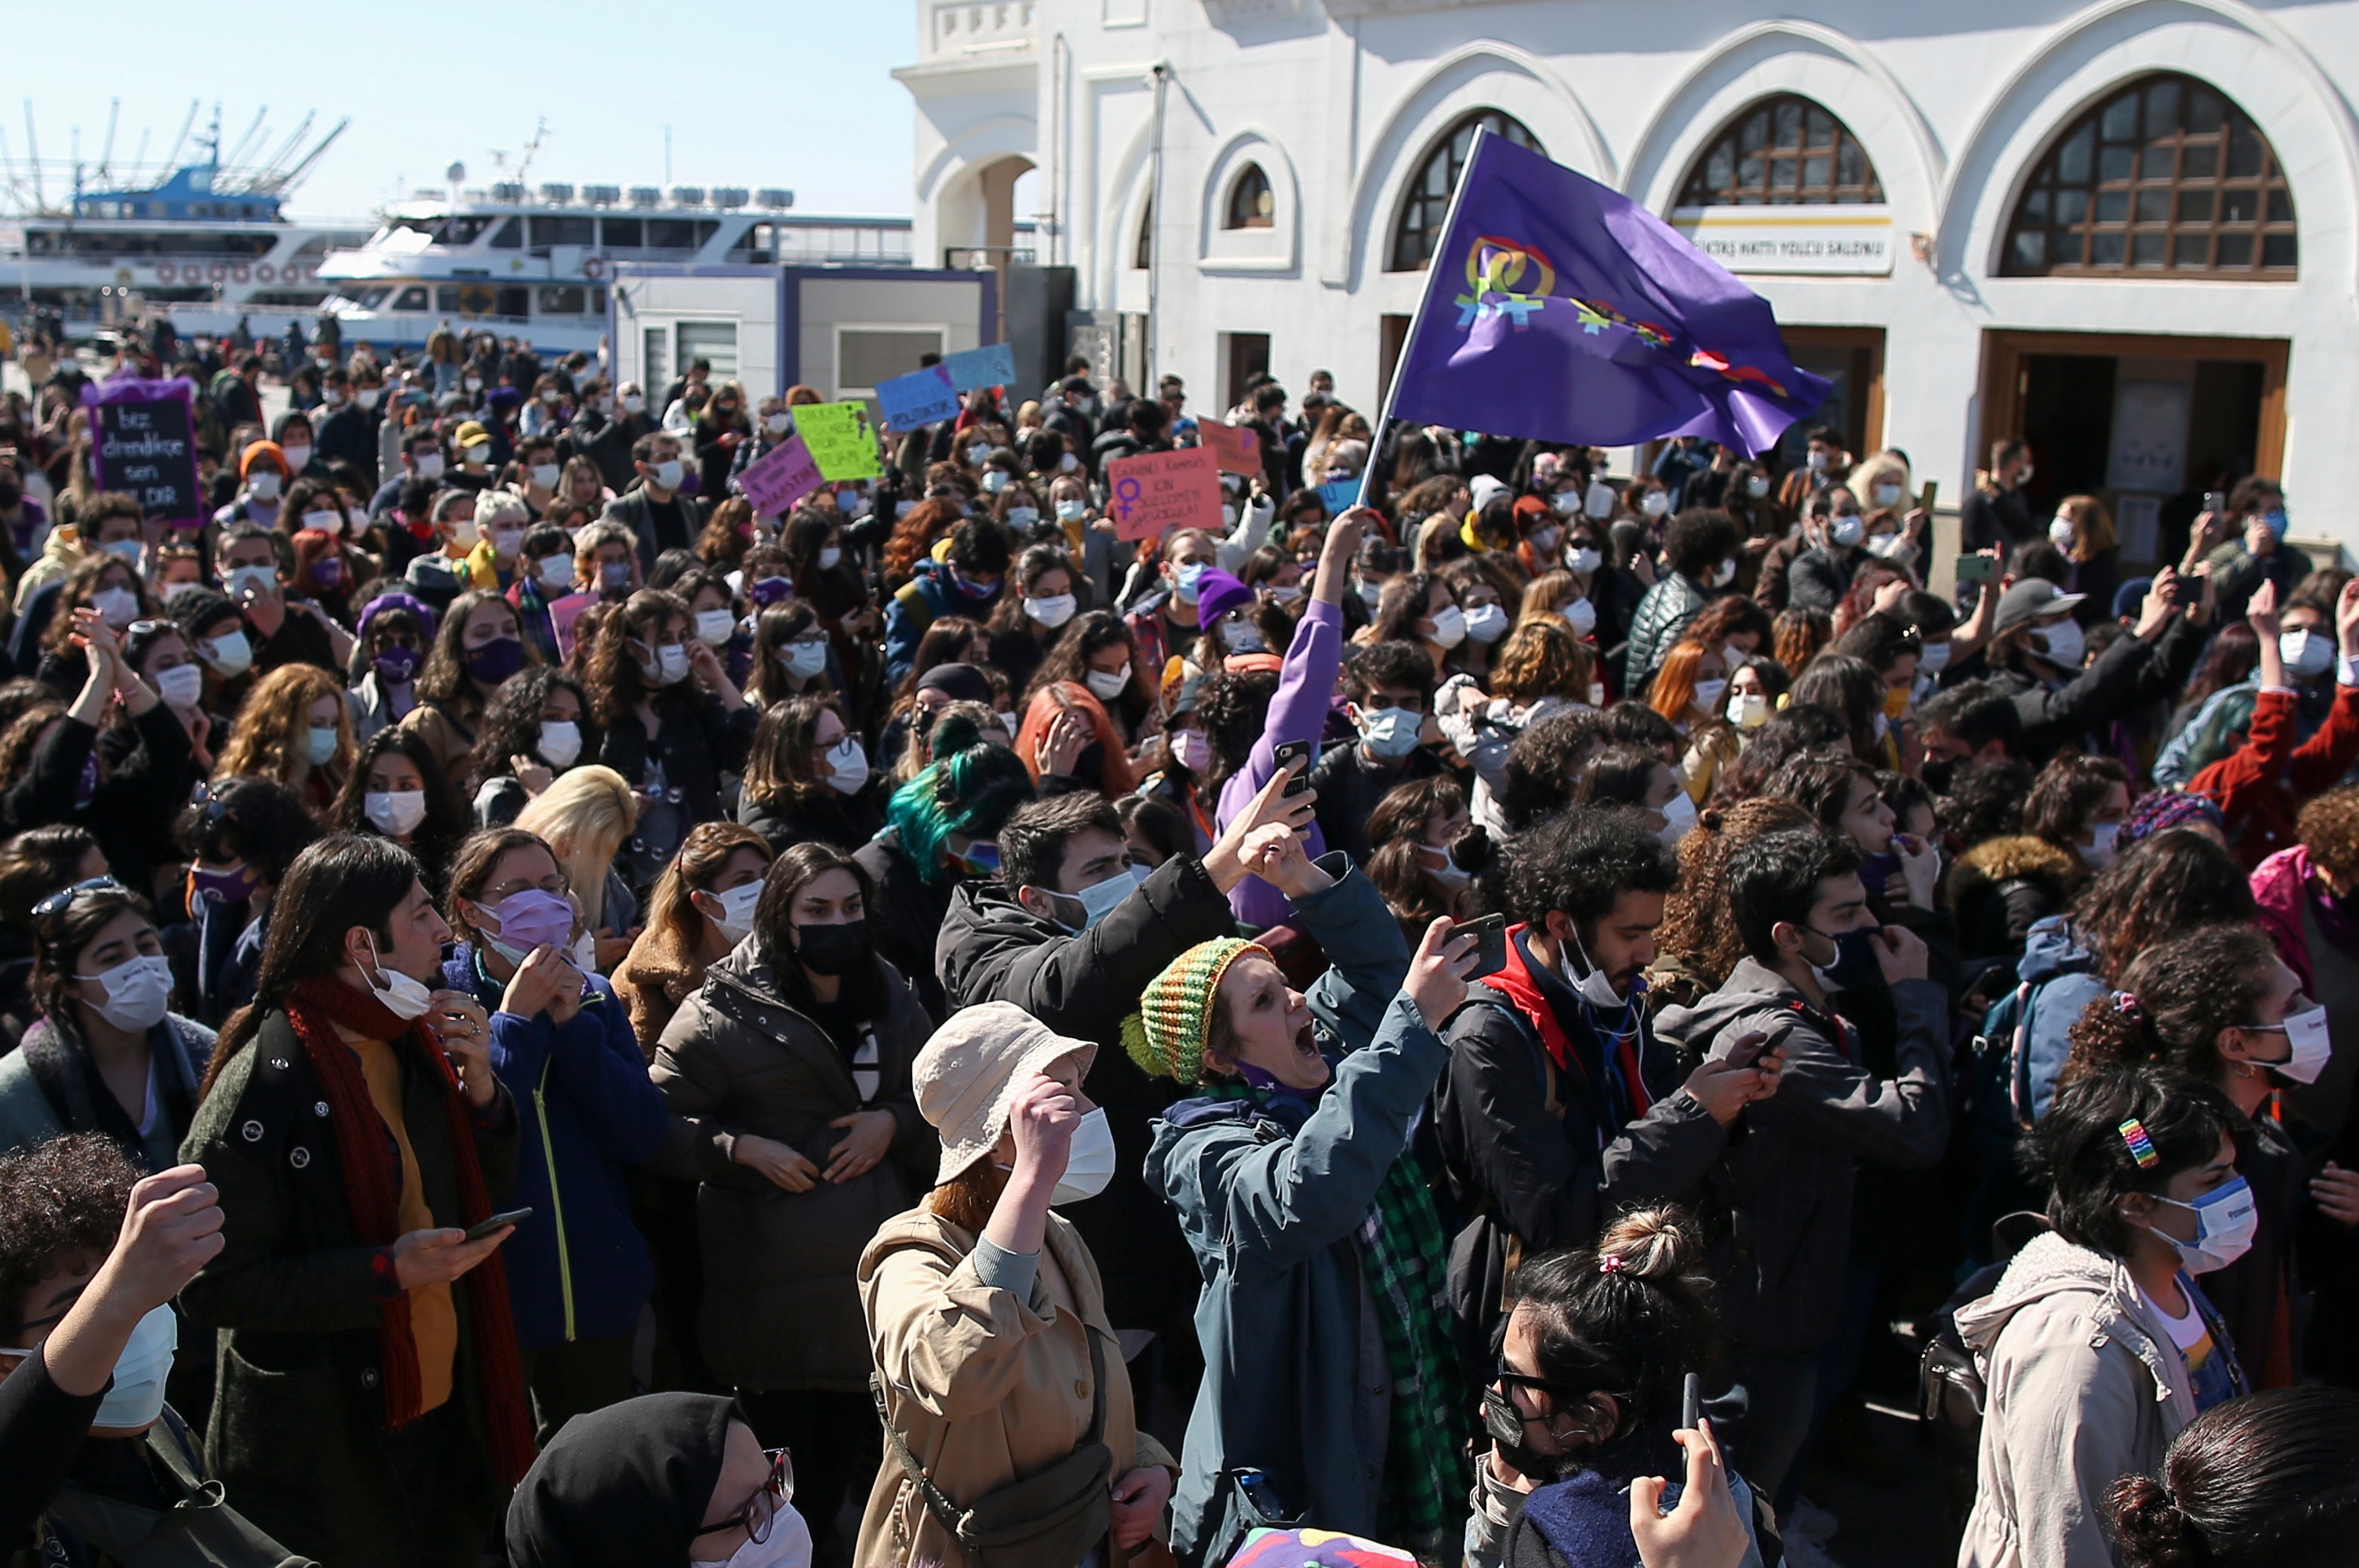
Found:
[611,924,704,1054]
[856,1207,1176,1568]
[651,936,937,1391]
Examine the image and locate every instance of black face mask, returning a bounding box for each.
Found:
[1483,1384,1576,1483]
[793,919,870,978]
[1919,755,1957,796]
[1809,925,1885,993]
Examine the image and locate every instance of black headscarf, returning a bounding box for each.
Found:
[507,1393,740,1568]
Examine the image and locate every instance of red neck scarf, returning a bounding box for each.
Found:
[283,975,534,1483]
[1483,923,1654,1119]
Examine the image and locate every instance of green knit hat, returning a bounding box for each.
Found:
[1121,938,1268,1086]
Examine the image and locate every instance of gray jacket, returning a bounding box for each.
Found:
[1654,957,1949,1350]
[1953,1232,2196,1568]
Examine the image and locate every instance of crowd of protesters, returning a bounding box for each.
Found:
[0,315,2354,1568]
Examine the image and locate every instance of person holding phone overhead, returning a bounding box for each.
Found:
[1136,820,1481,1566]
[178,833,533,1568]
[1434,810,1784,1385]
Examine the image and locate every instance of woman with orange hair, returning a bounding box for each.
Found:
[1646,637,1731,739]
[1016,681,1138,797]
[214,661,354,815]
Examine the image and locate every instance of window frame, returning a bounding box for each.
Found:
[1387,111,1543,273]
[1224,165,1275,231]
[1675,94,1885,208]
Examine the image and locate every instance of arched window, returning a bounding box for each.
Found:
[1677,95,1883,206]
[1224,164,1274,230]
[1133,196,1152,270]
[1387,111,1542,272]
[2003,74,2296,277]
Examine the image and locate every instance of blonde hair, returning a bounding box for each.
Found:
[513,765,638,930]
[215,663,352,793]
[1850,450,1912,504]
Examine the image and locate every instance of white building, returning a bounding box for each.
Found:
[898,0,2359,563]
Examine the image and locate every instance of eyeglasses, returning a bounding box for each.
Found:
[695,1448,794,1545]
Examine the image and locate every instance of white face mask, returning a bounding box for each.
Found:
[360,931,436,1020]
[92,1302,177,1429]
[1828,513,1867,549]
[1052,1107,1118,1205]
[154,662,205,710]
[652,458,684,490]
[246,470,282,501]
[1690,678,1729,712]
[2048,516,2077,550]
[692,1499,814,1568]
[2035,617,2086,670]
[537,554,575,593]
[1919,640,1953,674]
[414,451,446,480]
[1560,596,1598,636]
[2081,821,2120,869]
[281,444,313,473]
[785,639,830,680]
[1464,602,1511,645]
[1873,483,1903,507]
[1024,593,1078,629]
[85,953,174,1034]
[365,790,427,837]
[531,462,562,491]
[1726,689,1769,730]
[1055,499,1086,523]
[643,642,692,686]
[1710,556,1738,589]
[1640,491,1670,519]
[450,516,481,549]
[1745,475,1771,499]
[1172,729,1212,773]
[824,736,870,796]
[301,510,340,534]
[765,412,793,434]
[695,608,738,648]
[1357,581,1384,609]
[707,879,764,943]
[818,546,843,571]
[1551,490,1583,517]
[537,720,583,769]
[1060,453,1080,472]
[1427,604,1467,648]
[1584,482,1616,520]
[91,585,140,629]
[2282,629,2335,680]
[462,444,491,471]
[493,527,526,559]
[1086,664,1131,701]
[1008,507,1040,528]
[2256,1003,2333,1084]
[1657,789,1698,848]
[204,630,254,676]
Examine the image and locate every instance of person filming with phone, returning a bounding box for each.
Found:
[1135,818,1480,1566]
[1434,810,1785,1384]
[178,833,534,1568]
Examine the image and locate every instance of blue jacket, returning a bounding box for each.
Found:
[884,556,1003,685]
[445,947,668,1351]
[1143,860,1444,1566]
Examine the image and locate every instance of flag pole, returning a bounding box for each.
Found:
[1354,125,1492,514]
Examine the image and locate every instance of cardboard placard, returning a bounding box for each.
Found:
[794,402,883,482]
[1104,447,1224,542]
[547,592,596,664]
[735,433,825,516]
[873,364,960,430]
[941,342,1018,393]
[86,381,202,527]
[1314,479,1360,519]
[1199,421,1261,476]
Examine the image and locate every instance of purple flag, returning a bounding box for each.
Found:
[1388,131,1831,455]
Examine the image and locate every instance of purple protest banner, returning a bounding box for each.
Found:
[735,433,824,517]
[80,376,204,528]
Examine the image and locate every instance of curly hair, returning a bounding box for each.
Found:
[2062,923,2282,1090]
[0,1134,139,1327]
[470,667,598,787]
[1193,669,1282,799]
[2297,785,2359,885]
[1655,798,1815,984]
[0,704,66,793]
[581,589,691,729]
[2024,753,2130,856]
[1771,605,1831,673]
[2068,827,2256,978]
[1497,709,1610,832]
[882,497,965,590]
[1024,610,1150,736]
[214,663,350,796]
[1711,705,1848,806]
[1501,809,1678,935]
[1489,621,1590,705]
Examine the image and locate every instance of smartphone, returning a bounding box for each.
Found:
[1458,913,1509,980]
[464,1207,533,1242]
[1681,1372,1703,1431]
[1954,553,1994,582]
[1918,480,1939,515]
[1273,739,1314,797]
[2203,490,2228,515]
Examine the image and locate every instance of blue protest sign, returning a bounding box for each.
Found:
[874,364,960,430]
[942,343,1018,393]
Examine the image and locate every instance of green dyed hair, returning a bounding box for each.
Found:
[884,716,1036,887]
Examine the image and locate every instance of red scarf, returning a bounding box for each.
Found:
[284,976,535,1484]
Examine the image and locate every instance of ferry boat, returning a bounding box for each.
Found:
[0,116,368,342]
[316,183,984,358]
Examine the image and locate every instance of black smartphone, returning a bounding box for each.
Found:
[2203,490,2228,515]
[464,1207,532,1242]
[1273,739,1314,796]
[1458,913,1508,980]
[1681,1372,1703,1431]
[1954,553,1994,582]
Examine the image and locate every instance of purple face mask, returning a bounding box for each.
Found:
[191,864,260,905]
[482,889,575,954]
[463,636,525,685]
[374,645,420,685]
[750,575,795,608]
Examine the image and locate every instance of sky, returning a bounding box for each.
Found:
[4,2,919,222]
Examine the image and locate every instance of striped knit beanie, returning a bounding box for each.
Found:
[1121,937,1267,1086]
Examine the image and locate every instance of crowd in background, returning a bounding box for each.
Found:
[0,310,2354,1568]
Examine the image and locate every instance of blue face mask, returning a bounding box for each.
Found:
[2262,508,2290,540]
[1037,864,1149,933]
[1175,562,1208,603]
[1357,705,1423,760]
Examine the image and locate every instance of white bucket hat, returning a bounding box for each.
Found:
[913,1001,1098,1181]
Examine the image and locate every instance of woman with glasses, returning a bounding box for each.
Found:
[738,696,879,856]
[441,827,666,1443]
[0,611,192,901]
[507,1393,810,1568]
[0,878,214,1167]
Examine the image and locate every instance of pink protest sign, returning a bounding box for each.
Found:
[1104,447,1224,541]
[1200,421,1260,476]
[735,433,824,516]
[548,592,596,664]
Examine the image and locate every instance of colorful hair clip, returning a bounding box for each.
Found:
[1598,1255,1628,1275]
[2119,1117,2160,1169]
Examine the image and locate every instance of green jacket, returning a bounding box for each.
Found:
[177,1009,519,1568]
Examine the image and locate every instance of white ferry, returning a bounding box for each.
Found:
[0,161,370,342]
[316,183,970,358]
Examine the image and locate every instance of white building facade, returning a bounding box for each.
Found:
[900,0,2359,560]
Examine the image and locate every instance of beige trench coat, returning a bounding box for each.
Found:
[855,1205,1176,1568]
